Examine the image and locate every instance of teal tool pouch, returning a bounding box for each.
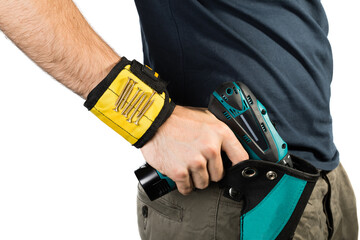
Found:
[220,155,319,240]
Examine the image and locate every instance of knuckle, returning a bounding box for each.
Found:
[218,121,230,133]
[173,168,188,181]
[190,157,206,171]
[216,123,232,138]
[204,144,219,159]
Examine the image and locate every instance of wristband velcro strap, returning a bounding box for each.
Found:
[84,57,175,148]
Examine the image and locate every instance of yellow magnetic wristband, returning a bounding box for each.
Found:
[84,57,175,148]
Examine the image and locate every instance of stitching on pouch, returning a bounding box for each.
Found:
[109,86,165,101]
[93,107,139,140]
[270,182,306,239]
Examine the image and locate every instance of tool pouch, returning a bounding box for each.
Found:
[220,155,319,240]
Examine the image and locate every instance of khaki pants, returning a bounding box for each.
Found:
[137,163,358,240]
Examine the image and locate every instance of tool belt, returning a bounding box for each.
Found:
[220,154,319,240]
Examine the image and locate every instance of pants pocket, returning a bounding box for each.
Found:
[215,188,243,240]
[137,185,183,240]
[293,175,329,240]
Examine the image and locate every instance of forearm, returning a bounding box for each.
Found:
[0,0,120,98]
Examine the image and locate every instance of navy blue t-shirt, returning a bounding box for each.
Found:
[134,0,338,171]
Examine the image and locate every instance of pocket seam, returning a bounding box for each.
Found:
[137,185,183,222]
[137,196,183,222]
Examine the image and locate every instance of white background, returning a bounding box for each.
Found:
[0,1,359,239]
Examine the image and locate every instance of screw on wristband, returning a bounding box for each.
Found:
[84,57,175,148]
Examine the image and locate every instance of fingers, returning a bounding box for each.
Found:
[203,144,224,182]
[172,168,194,195]
[175,123,244,195]
[220,124,249,165]
[174,157,210,194]
[190,157,210,189]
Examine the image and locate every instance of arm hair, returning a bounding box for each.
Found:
[0,0,120,98]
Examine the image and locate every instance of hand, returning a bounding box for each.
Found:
[140,105,249,195]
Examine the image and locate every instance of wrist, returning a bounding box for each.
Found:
[82,55,121,99]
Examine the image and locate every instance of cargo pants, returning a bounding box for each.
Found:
[137,163,358,239]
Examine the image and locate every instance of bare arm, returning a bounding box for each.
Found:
[0,0,248,195]
[0,0,120,98]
